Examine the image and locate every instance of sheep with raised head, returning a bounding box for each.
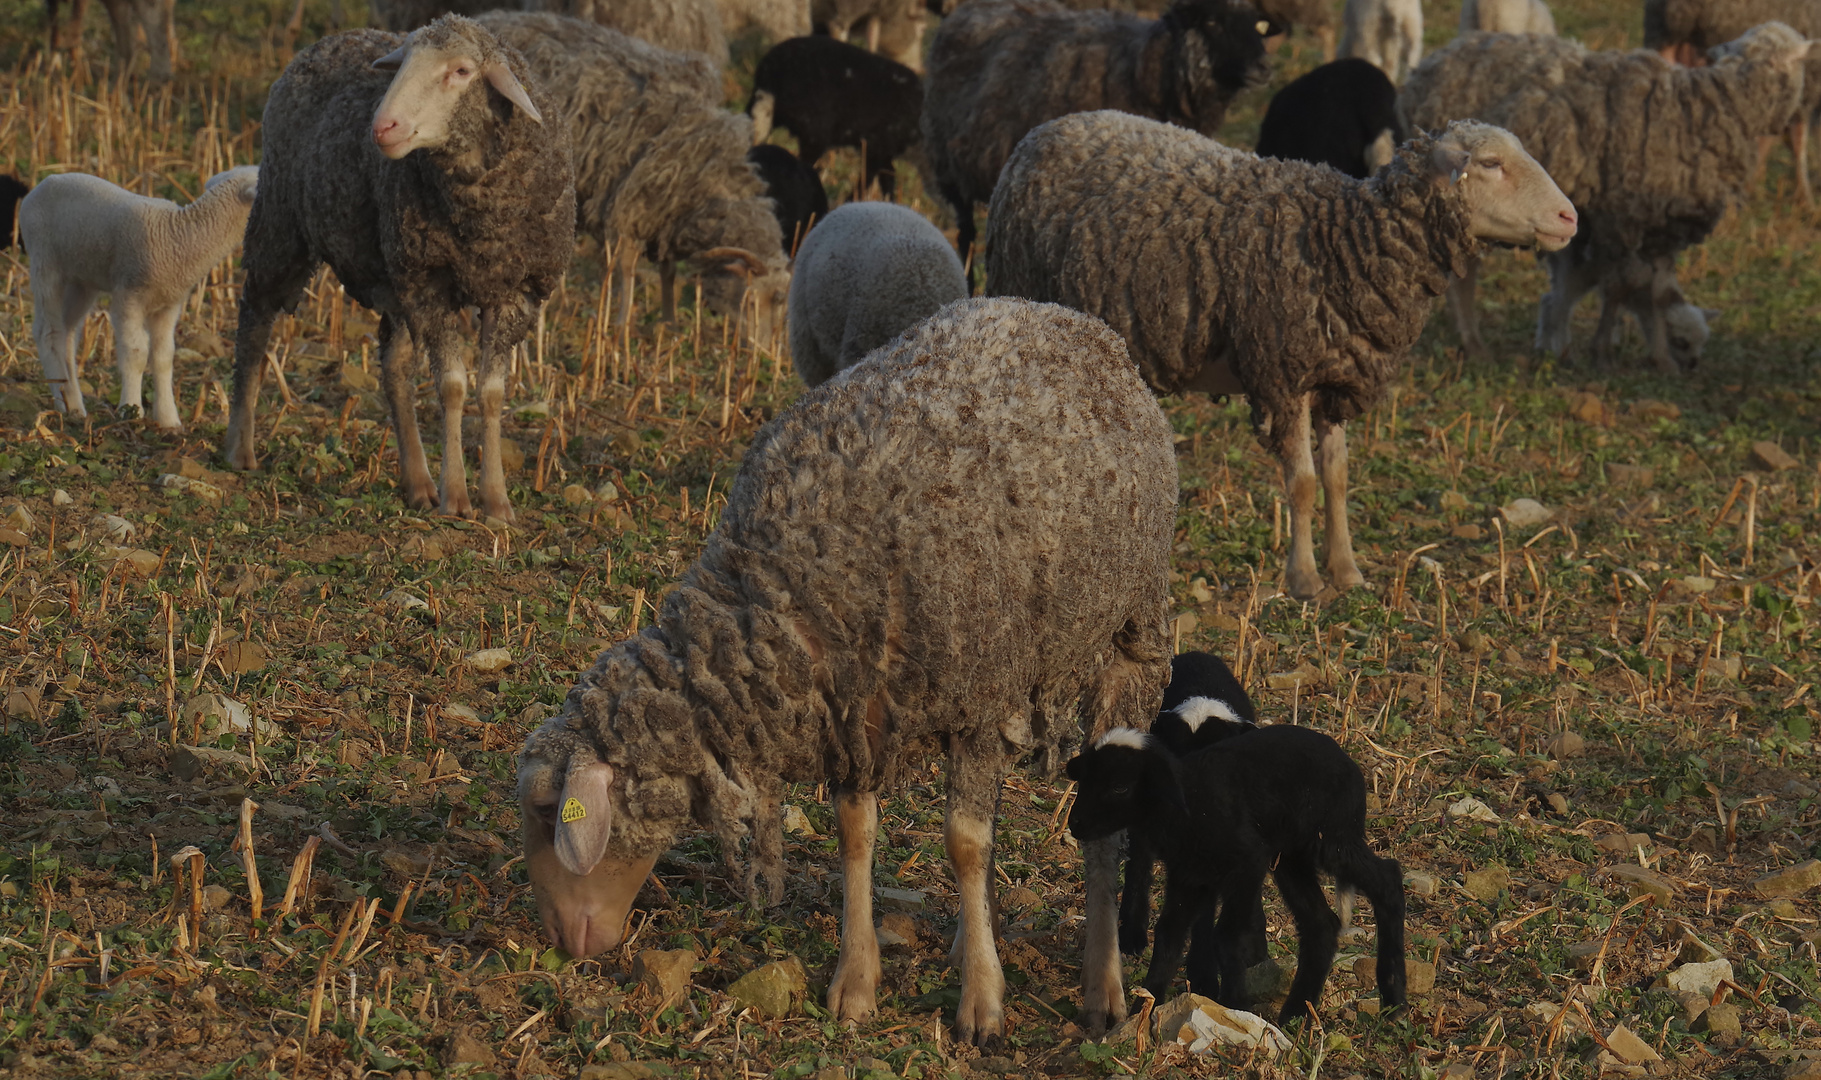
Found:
[786,201,966,386]
[518,0,731,64]
[922,0,1279,276]
[986,112,1576,600]
[747,143,828,254]
[1254,57,1403,177]
[517,297,1177,1044]
[225,17,575,522]
[1338,0,1421,82]
[21,166,256,430]
[749,35,924,201]
[1459,0,1554,35]
[478,11,791,346]
[1067,723,1406,1022]
[1400,23,1812,370]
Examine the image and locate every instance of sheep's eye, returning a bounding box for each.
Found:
[1477,158,1502,170]
[455,66,471,77]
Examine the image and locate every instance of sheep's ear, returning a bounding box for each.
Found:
[485,62,543,124]
[553,760,614,876]
[1430,140,1471,186]
[1065,754,1085,782]
[372,45,408,72]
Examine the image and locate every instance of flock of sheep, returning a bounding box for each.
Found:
[10,0,1818,1047]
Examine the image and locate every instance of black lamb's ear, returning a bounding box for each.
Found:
[1145,748,1190,818]
[1065,754,1085,782]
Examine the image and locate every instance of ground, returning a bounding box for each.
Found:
[0,0,1819,1078]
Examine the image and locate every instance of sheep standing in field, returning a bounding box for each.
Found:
[1536,232,1716,369]
[1257,0,1336,57]
[747,144,828,253]
[479,11,791,345]
[786,201,966,386]
[226,18,574,522]
[718,0,812,42]
[520,0,731,65]
[517,297,1177,1044]
[1459,0,1554,35]
[749,35,924,200]
[1338,0,1421,82]
[21,167,257,430]
[1254,57,1402,177]
[1400,23,1812,370]
[46,0,177,81]
[922,0,1278,276]
[987,112,1576,600]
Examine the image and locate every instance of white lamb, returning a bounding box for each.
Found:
[1459,0,1554,35]
[22,166,258,430]
[1339,0,1422,83]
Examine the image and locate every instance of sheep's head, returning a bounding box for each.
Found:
[1431,121,1577,252]
[370,15,542,160]
[1664,301,1717,367]
[204,165,259,206]
[1707,20,1811,69]
[1165,0,1279,113]
[1064,729,1187,841]
[694,246,792,351]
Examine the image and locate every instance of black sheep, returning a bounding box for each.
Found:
[748,35,923,200]
[1254,57,1403,179]
[747,144,830,255]
[1067,724,1406,1024]
[1,175,28,247]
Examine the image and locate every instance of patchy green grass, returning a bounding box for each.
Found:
[2,0,1820,1078]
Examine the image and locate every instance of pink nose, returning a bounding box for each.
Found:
[372,117,401,146]
[1558,207,1578,230]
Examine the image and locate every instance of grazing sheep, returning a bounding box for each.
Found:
[47,0,177,80]
[21,167,257,430]
[718,0,813,42]
[1458,0,1554,35]
[1254,57,1402,178]
[1536,232,1716,370]
[517,297,1177,1043]
[368,0,502,31]
[786,201,966,386]
[814,0,928,70]
[479,11,791,345]
[747,144,829,254]
[520,0,731,65]
[225,18,575,522]
[986,112,1576,600]
[1,175,27,247]
[922,0,1279,276]
[1338,0,1421,82]
[749,35,924,200]
[1067,723,1407,1022]
[1400,24,1811,370]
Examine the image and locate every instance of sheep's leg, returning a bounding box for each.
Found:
[1315,420,1363,592]
[1079,833,1127,1033]
[1642,304,1678,375]
[110,299,151,422]
[1332,849,1407,1009]
[827,788,881,1023]
[376,315,436,511]
[474,308,513,522]
[421,318,474,518]
[102,0,136,73]
[1444,259,1481,353]
[144,302,183,431]
[1591,291,1621,367]
[1116,839,1153,954]
[946,747,1006,1047]
[1280,395,1322,601]
[613,240,638,334]
[33,273,96,419]
[1185,892,1267,1000]
[659,262,677,323]
[1272,857,1340,1025]
[1795,119,1812,207]
[1140,885,1202,1000]
[1535,247,1587,358]
[1206,870,1267,1010]
[1755,133,1776,190]
[864,14,880,52]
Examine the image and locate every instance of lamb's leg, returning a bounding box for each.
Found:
[1280,395,1322,601]
[1186,892,1267,1000]
[1079,834,1127,1033]
[1444,258,1482,353]
[144,302,184,431]
[946,745,1006,1047]
[1117,838,1153,954]
[474,308,513,522]
[1335,849,1407,1009]
[34,272,96,419]
[110,299,150,422]
[1272,856,1340,1024]
[827,788,881,1023]
[1316,419,1363,592]
[659,262,677,323]
[375,316,435,510]
[1206,869,1267,1009]
[1140,884,1202,999]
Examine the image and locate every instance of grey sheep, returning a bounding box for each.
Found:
[922,0,1279,275]
[815,0,929,70]
[520,0,731,65]
[516,297,1177,1044]
[986,111,1576,600]
[1458,0,1554,35]
[1400,24,1812,370]
[225,17,575,522]
[1338,0,1422,82]
[787,201,967,386]
[479,11,791,346]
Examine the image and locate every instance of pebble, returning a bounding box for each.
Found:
[1753,859,1821,898]
[51,489,73,507]
[108,547,162,578]
[562,483,594,506]
[1446,797,1500,823]
[1676,928,1725,964]
[1751,440,1800,472]
[876,886,926,910]
[158,473,224,503]
[1463,865,1510,902]
[1002,885,1042,910]
[631,948,696,1011]
[781,804,816,836]
[1693,1003,1742,1043]
[1440,491,1471,512]
[380,588,430,611]
[726,956,806,1019]
[0,527,26,547]
[596,481,620,502]
[1546,731,1586,759]
[1665,958,1733,998]
[1604,1024,1662,1065]
[2,504,33,534]
[465,648,513,673]
[1594,832,1651,854]
[182,693,273,737]
[875,915,915,948]
[1500,498,1552,529]
[443,1032,496,1068]
[1353,957,1435,995]
[201,884,234,911]
[1605,463,1655,488]
[218,641,268,674]
[339,365,380,393]
[1602,864,1675,904]
[1402,871,1439,896]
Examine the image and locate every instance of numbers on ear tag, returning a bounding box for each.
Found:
[561,798,587,823]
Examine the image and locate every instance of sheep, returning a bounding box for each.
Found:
[1253,57,1403,178]
[1458,0,1554,35]
[1,175,26,247]
[718,0,813,43]
[225,17,575,523]
[477,11,791,346]
[516,297,1178,1044]
[814,0,928,70]
[20,166,257,430]
[922,0,1279,278]
[368,0,504,31]
[785,201,966,386]
[1066,723,1406,1022]
[747,144,829,254]
[519,0,731,65]
[985,112,1576,601]
[1338,0,1421,82]
[46,0,177,81]
[1536,232,1716,371]
[748,35,924,201]
[1400,24,1812,370]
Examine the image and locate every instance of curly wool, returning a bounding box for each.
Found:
[521,297,1177,876]
[519,0,729,65]
[986,110,1475,456]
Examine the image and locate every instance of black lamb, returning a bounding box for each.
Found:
[1067,724,1406,1023]
[748,35,924,200]
[747,144,830,254]
[1254,57,1403,179]
[1,175,27,247]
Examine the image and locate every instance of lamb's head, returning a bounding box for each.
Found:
[1065,729,1187,841]
[1664,302,1717,367]
[1432,121,1577,252]
[1163,0,1279,115]
[370,15,543,160]
[204,165,259,207]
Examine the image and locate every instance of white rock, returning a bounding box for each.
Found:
[181,692,272,736]
[443,703,482,723]
[1447,797,1502,823]
[465,648,513,673]
[782,804,816,836]
[1500,498,1552,529]
[51,489,73,507]
[1665,958,1733,999]
[158,473,224,503]
[595,481,620,503]
[381,588,429,611]
[94,514,136,541]
[2,504,33,534]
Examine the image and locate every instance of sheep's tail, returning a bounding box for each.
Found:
[1326,841,1408,1008]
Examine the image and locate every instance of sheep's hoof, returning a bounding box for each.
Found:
[1284,571,1324,603]
[954,998,1005,1048]
[1328,566,1365,592]
[400,485,437,511]
[1117,924,1148,956]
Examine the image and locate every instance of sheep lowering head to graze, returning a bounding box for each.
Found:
[1067,723,1406,1024]
[518,297,1178,1044]
[922,0,1280,279]
[746,143,829,254]
[748,35,924,202]
[1254,57,1403,178]
[22,166,257,430]
[224,16,575,522]
[987,112,1574,600]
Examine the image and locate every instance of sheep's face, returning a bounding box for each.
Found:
[697,252,791,351]
[519,745,656,958]
[370,16,542,161]
[1169,0,1278,94]
[1436,122,1577,252]
[1065,730,1173,842]
[1664,302,1716,367]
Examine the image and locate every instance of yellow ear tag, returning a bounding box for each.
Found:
[561,798,587,823]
